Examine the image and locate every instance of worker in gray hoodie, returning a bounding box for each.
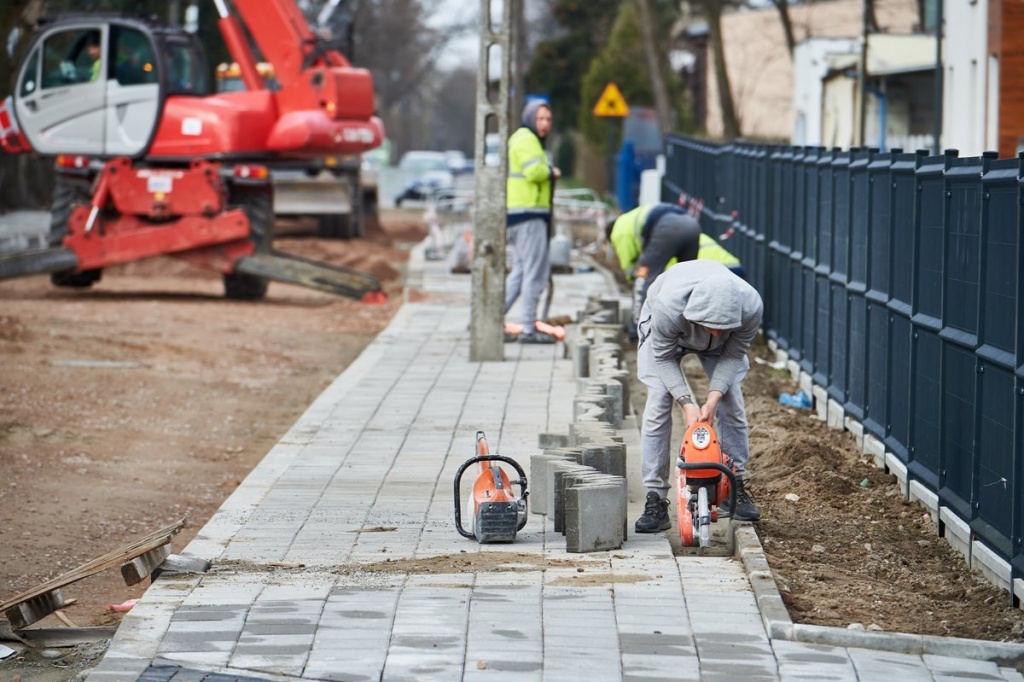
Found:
[634,260,763,532]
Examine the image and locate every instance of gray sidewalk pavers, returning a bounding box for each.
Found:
[84,246,1024,682]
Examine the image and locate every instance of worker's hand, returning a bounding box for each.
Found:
[681,402,701,428]
[700,390,724,424]
[551,166,562,179]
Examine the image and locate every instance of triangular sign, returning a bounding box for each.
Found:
[592,82,630,118]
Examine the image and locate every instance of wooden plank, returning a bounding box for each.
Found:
[4,589,66,631]
[120,544,171,586]
[0,518,185,627]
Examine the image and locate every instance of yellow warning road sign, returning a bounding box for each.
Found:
[592,82,630,118]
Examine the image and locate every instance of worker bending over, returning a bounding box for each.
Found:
[633,260,763,533]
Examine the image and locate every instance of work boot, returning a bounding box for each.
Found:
[519,329,556,344]
[634,492,671,533]
[719,478,761,522]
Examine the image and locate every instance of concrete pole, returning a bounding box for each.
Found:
[855,0,869,146]
[470,0,516,362]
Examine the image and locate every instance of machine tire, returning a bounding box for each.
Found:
[49,175,102,289]
[224,184,272,301]
[360,186,380,239]
[316,213,355,240]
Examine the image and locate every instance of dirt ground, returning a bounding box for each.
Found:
[0,213,425,680]
[2,225,1024,680]
[739,353,1024,642]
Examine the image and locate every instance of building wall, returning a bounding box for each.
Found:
[792,37,858,146]
[943,0,991,156]
[994,0,1024,157]
[706,0,919,140]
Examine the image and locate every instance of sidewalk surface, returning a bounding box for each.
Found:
[86,246,1024,682]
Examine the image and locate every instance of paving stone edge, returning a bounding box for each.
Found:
[734,525,1024,667]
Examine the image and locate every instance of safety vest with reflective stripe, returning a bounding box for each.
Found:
[609,205,653,274]
[506,127,552,214]
[698,233,741,268]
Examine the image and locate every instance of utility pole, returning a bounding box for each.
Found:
[470,0,516,362]
[856,0,869,146]
[932,0,943,154]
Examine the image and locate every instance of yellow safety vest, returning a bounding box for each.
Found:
[506,127,552,213]
[698,233,741,268]
[609,206,742,278]
[609,205,653,275]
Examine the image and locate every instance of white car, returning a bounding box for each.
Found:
[395,151,454,206]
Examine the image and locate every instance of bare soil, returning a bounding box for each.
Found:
[0,214,425,680]
[671,344,1024,643]
[2,230,1023,680]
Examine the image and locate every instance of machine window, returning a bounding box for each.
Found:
[112,26,157,86]
[165,40,210,96]
[41,28,103,88]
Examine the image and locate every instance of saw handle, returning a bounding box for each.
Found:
[454,454,529,539]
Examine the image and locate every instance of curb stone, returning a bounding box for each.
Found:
[734,525,1024,668]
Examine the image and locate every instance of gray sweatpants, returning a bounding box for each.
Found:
[505,218,550,331]
[631,213,701,329]
[637,340,750,499]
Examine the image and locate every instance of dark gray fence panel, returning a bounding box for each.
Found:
[909,152,954,489]
[864,152,895,441]
[770,147,795,347]
[752,147,768,298]
[800,149,821,376]
[846,150,872,420]
[1017,160,1024,583]
[814,150,836,388]
[828,151,852,405]
[939,154,986,520]
[886,152,925,461]
[971,156,1020,559]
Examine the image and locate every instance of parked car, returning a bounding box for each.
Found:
[395,151,454,206]
[444,149,468,174]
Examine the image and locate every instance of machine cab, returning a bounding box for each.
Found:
[12,17,208,158]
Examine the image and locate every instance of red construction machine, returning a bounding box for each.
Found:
[0,1,386,301]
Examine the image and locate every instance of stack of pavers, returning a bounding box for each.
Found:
[533,296,630,553]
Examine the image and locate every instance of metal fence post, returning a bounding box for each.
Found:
[845,148,873,421]
[885,150,927,464]
[970,153,1018,563]
[863,150,896,441]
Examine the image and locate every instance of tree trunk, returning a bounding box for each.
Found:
[635,0,673,136]
[770,0,797,57]
[866,0,879,32]
[703,0,740,139]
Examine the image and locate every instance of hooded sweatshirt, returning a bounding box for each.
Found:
[640,260,763,400]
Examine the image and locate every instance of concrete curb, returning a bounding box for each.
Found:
[734,525,1024,667]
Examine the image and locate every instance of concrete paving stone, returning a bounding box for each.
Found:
[621,653,703,680]
[154,651,233,668]
[847,648,936,680]
[619,632,695,656]
[698,669,778,682]
[922,652,1006,679]
[298,664,382,682]
[693,632,775,660]
[224,658,305,677]
[770,640,857,680]
[542,661,623,682]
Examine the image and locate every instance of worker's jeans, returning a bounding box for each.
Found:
[505,218,550,331]
[637,341,750,499]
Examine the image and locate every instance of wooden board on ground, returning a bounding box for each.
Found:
[0,519,185,630]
